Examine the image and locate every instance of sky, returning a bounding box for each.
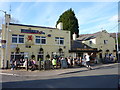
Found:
[0,0,119,34]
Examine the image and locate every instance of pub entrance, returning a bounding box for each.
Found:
[11,52,24,60]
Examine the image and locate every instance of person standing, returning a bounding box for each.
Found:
[84,53,92,70]
[52,58,57,69]
[10,59,15,70]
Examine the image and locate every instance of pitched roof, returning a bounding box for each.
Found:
[71,40,92,50]
[109,33,120,38]
[78,30,119,41]
[9,23,56,29]
[78,32,100,41]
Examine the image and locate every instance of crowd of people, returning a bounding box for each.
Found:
[10,58,37,71]
[10,53,95,71]
[103,53,117,63]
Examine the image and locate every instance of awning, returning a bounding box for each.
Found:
[69,48,98,53]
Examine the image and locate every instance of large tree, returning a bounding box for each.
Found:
[56,8,79,39]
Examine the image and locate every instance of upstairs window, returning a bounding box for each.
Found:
[12,34,17,43]
[104,40,108,44]
[55,37,64,45]
[12,34,24,43]
[19,35,24,43]
[35,36,46,44]
[89,41,92,45]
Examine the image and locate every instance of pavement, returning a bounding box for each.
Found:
[1,63,119,88]
[0,63,119,77]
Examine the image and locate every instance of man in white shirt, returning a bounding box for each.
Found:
[85,53,92,70]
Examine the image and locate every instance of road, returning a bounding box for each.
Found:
[0,63,119,88]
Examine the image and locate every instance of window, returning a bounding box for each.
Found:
[12,34,17,43]
[12,34,24,43]
[104,40,108,44]
[89,41,92,45]
[35,36,46,44]
[19,35,24,43]
[36,36,41,44]
[55,37,64,45]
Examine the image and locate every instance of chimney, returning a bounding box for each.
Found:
[73,32,77,40]
[57,22,63,30]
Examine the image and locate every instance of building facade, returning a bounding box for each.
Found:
[0,15,71,68]
[78,30,116,63]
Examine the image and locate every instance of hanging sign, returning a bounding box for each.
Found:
[1,45,6,48]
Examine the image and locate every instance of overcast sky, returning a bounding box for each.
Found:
[0,0,119,34]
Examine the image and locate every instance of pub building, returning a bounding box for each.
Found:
[0,14,71,68]
[0,14,116,69]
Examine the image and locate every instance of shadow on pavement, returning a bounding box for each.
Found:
[1,74,118,88]
[59,64,117,75]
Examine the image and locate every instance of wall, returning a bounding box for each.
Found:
[1,24,71,68]
[81,31,116,60]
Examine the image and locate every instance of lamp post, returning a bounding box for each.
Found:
[0,10,11,69]
[0,10,7,69]
[117,20,120,63]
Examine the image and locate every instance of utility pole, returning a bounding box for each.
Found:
[0,10,11,69]
[117,20,120,63]
[0,10,6,69]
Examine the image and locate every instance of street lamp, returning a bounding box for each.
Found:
[117,20,120,63]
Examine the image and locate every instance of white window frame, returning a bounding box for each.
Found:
[89,41,92,45]
[35,36,46,45]
[104,40,108,44]
[19,35,24,43]
[12,34,24,44]
[55,37,64,45]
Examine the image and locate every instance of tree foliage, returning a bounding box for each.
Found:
[56,8,79,38]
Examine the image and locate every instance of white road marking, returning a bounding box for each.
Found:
[0,73,18,76]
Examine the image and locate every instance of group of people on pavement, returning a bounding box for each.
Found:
[10,53,93,71]
[104,53,117,63]
[50,53,93,70]
[10,58,38,71]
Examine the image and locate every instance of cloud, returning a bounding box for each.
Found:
[77,2,116,25]
[80,19,118,34]
[77,2,118,34]
[11,2,42,23]
[109,15,118,22]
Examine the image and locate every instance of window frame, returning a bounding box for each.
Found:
[55,37,64,45]
[12,34,25,44]
[35,36,46,45]
[104,40,108,44]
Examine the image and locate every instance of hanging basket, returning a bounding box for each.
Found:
[59,48,63,52]
[31,55,35,59]
[106,49,109,52]
[99,49,102,52]
[16,47,20,53]
[46,54,50,58]
[39,48,43,51]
